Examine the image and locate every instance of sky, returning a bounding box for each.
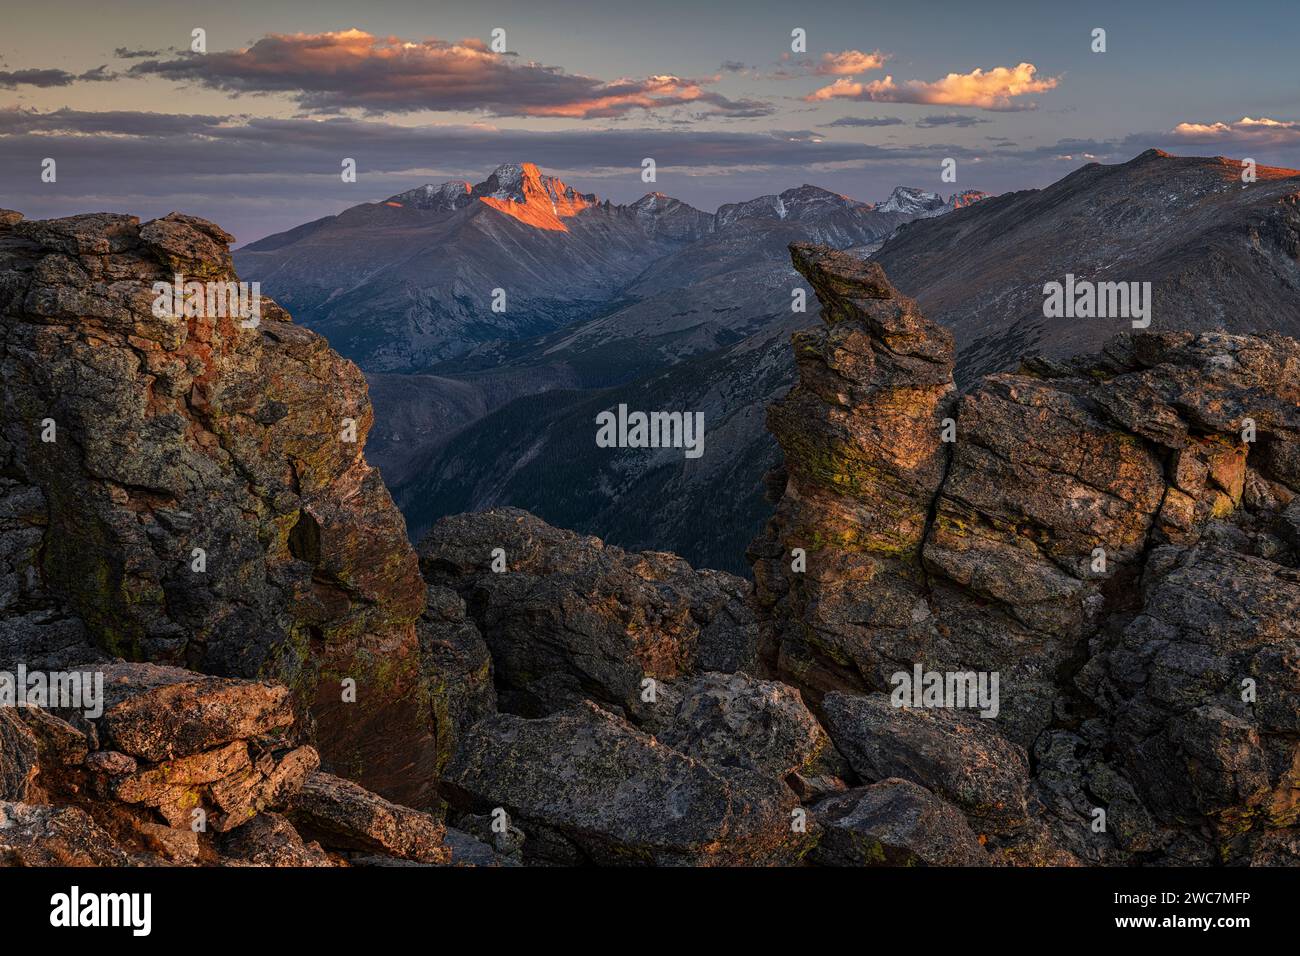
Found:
[2,0,1298,243]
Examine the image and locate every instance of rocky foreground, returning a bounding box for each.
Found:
[0,210,1296,865]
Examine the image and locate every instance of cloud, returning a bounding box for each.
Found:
[0,66,115,88]
[815,49,889,75]
[819,116,905,128]
[805,62,1059,110]
[771,129,824,143]
[915,113,991,128]
[126,28,771,119]
[767,49,889,81]
[114,47,164,59]
[0,106,235,135]
[1171,116,1300,146]
[0,108,920,172]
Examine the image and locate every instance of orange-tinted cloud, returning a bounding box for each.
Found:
[815,49,889,75]
[129,29,771,119]
[1172,116,1300,144]
[806,62,1058,110]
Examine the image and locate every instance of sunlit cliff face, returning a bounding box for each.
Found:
[476,162,596,231]
[382,162,594,231]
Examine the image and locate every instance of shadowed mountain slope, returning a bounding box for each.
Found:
[873,149,1300,382]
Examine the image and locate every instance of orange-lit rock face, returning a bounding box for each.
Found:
[477,162,595,232]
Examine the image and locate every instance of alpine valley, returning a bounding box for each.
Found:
[236,162,987,572]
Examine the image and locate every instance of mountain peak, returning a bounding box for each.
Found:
[877,186,947,215]
[1135,147,1175,161]
[384,180,473,212]
[473,162,598,231]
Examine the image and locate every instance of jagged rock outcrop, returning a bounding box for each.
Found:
[0,662,468,866]
[0,209,461,802]
[751,242,1300,865]
[749,243,957,699]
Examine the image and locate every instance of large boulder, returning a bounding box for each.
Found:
[822,692,1029,835]
[442,701,812,865]
[289,771,449,864]
[811,778,988,866]
[419,508,759,718]
[641,670,844,784]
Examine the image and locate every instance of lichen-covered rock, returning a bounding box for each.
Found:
[822,693,1029,835]
[0,211,432,797]
[0,801,133,865]
[0,710,37,801]
[811,778,989,866]
[419,585,495,773]
[2,658,443,868]
[749,245,956,700]
[16,706,89,767]
[1078,545,1300,859]
[111,738,319,833]
[641,670,844,784]
[92,662,293,761]
[443,701,812,865]
[217,812,333,867]
[289,771,449,864]
[419,508,759,718]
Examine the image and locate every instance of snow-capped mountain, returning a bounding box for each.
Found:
[383,181,474,213]
[876,185,947,215]
[875,185,990,218]
[385,163,598,231]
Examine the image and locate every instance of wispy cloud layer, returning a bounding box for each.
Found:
[0,66,113,88]
[819,116,905,128]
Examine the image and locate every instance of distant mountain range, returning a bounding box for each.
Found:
[235,151,1300,575]
[236,162,984,372]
